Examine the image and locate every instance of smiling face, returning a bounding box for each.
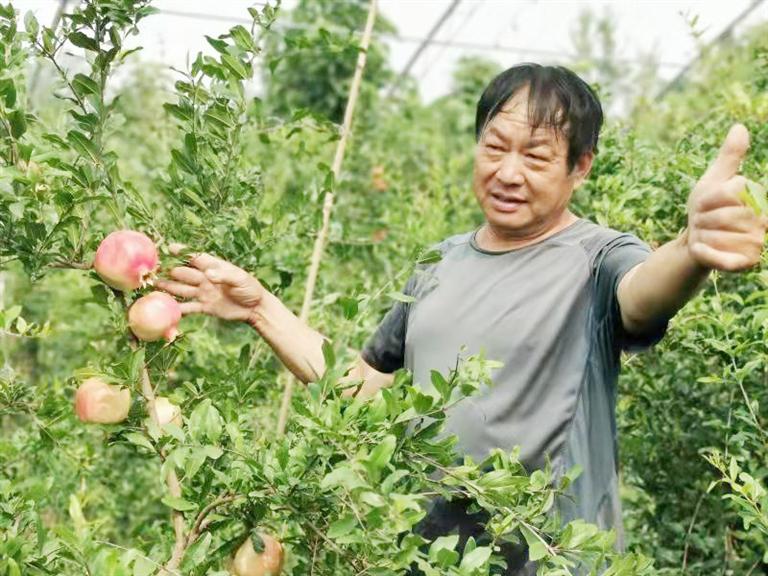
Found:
[473,88,593,245]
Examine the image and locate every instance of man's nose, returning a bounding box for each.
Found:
[496,153,525,186]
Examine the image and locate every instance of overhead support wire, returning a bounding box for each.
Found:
[158,7,688,70]
[655,0,767,101]
[386,0,462,98]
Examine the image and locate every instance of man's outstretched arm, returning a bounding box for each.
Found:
[156,248,394,393]
[618,124,767,335]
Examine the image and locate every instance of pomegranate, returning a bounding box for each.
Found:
[231,533,284,576]
[153,396,183,427]
[74,378,131,424]
[128,291,181,342]
[371,165,388,192]
[94,230,159,292]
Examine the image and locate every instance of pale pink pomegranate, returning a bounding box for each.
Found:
[74,378,131,424]
[231,533,284,576]
[128,291,182,342]
[94,230,159,292]
[153,397,183,427]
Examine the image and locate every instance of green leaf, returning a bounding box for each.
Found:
[163,102,193,123]
[327,514,357,538]
[740,179,768,216]
[170,148,196,174]
[367,434,397,472]
[129,348,145,386]
[132,554,155,576]
[429,535,460,567]
[72,73,100,98]
[180,532,211,570]
[458,545,492,571]
[24,11,38,36]
[125,432,155,452]
[417,249,442,265]
[520,525,548,561]
[388,291,416,303]
[188,399,223,443]
[161,496,197,512]
[338,296,358,319]
[4,305,22,330]
[321,339,336,369]
[205,35,228,54]
[67,130,100,163]
[9,110,26,139]
[430,370,450,401]
[68,31,98,51]
[230,25,257,52]
[0,78,16,107]
[221,53,250,79]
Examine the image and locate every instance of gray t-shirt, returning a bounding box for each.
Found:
[361,218,668,547]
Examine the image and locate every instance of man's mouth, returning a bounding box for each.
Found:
[489,192,527,213]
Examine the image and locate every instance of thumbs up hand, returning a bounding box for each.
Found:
[686,124,767,272]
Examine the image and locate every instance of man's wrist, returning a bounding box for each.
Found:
[246,292,278,334]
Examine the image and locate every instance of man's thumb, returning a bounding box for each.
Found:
[701,123,750,183]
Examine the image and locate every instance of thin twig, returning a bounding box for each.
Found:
[682,490,707,572]
[186,494,243,547]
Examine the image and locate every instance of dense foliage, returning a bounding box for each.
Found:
[1,1,768,575]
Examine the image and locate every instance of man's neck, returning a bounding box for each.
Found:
[477,211,579,252]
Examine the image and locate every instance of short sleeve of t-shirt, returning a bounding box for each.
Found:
[360,274,417,373]
[592,233,668,352]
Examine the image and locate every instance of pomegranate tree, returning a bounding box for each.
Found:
[94,230,159,292]
[74,378,131,424]
[128,291,182,342]
[231,533,285,576]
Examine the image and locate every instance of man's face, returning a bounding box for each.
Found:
[473,90,593,238]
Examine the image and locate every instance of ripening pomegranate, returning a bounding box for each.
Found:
[74,378,131,424]
[371,165,388,192]
[231,533,284,576]
[94,230,159,292]
[153,397,183,427]
[128,291,182,342]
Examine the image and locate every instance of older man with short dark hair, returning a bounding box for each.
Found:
[157,63,767,575]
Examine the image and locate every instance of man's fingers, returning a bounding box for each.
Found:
[694,205,760,232]
[179,301,205,316]
[205,266,249,287]
[689,241,757,272]
[155,279,197,299]
[700,123,750,184]
[695,229,763,253]
[695,175,747,212]
[168,266,205,286]
[168,242,187,256]
[187,252,231,272]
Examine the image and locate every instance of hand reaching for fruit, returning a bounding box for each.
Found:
[155,244,267,324]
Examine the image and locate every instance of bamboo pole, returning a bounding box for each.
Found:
[277,0,378,435]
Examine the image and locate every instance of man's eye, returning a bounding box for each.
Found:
[486,143,504,151]
[527,153,547,161]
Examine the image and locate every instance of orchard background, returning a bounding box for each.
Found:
[1,1,768,575]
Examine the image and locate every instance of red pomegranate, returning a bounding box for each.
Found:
[94,230,159,292]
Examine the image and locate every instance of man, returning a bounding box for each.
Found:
[156,64,767,573]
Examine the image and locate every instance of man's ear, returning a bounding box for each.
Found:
[571,151,594,188]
